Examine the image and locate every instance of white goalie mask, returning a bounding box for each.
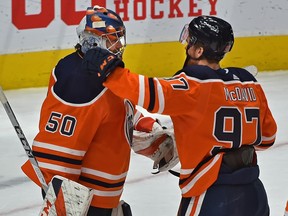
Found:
[76,5,126,58]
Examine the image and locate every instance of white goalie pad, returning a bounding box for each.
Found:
[39,175,93,216]
[132,127,179,173]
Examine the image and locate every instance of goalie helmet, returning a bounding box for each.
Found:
[179,15,234,61]
[76,5,126,57]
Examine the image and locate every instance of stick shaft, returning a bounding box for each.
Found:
[0,86,48,192]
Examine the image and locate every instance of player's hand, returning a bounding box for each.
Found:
[82,47,124,81]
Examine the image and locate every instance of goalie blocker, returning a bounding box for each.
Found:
[133,116,179,173]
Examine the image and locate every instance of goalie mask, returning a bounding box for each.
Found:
[76,5,126,58]
[179,15,234,61]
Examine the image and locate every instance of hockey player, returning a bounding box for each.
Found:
[81,16,277,215]
[21,5,177,216]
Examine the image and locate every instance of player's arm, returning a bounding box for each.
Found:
[82,47,195,115]
[105,68,195,115]
[255,86,277,150]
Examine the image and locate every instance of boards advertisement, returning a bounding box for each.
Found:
[1,0,288,89]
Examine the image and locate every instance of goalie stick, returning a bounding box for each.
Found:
[0,86,49,192]
[0,86,93,216]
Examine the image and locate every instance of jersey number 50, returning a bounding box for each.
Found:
[45,112,77,137]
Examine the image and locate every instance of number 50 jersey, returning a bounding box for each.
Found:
[22,52,134,209]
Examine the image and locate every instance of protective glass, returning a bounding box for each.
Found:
[179,24,197,46]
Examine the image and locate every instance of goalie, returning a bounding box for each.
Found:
[21,5,134,216]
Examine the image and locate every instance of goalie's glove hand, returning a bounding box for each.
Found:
[132,117,179,173]
[82,47,124,81]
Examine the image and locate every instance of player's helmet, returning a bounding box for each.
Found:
[179,16,234,61]
[76,5,126,57]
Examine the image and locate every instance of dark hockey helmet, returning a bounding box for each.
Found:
[76,5,126,57]
[180,16,234,61]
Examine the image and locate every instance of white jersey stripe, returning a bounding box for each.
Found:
[137,75,145,107]
[180,168,195,175]
[93,188,123,197]
[154,78,165,113]
[33,141,86,156]
[38,161,81,175]
[262,133,276,141]
[185,197,195,216]
[81,167,127,180]
[181,154,221,195]
[194,191,206,215]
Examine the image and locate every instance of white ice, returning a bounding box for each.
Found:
[0,71,287,216]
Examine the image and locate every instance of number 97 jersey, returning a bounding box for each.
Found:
[103,64,277,198]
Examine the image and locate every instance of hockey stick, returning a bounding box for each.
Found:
[0,86,94,215]
[0,86,49,192]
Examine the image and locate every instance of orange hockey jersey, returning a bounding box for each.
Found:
[103,65,277,197]
[22,52,134,208]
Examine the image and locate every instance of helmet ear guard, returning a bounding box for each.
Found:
[76,5,126,57]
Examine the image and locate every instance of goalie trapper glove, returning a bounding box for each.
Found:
[82,47,124,81]
[132,116,179,173]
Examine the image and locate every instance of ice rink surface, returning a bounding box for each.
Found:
[0,70,287,216]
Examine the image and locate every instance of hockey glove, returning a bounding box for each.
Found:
[82,47,124,81]
[132,116,179,173]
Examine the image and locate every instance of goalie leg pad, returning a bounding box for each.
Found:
[39,175,93,216]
